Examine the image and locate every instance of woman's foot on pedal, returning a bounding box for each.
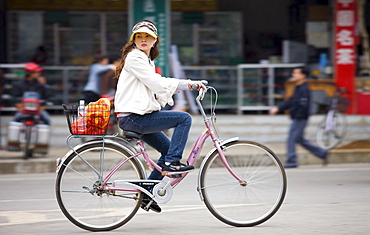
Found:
[140,195,161,213]
[162,161,194,175]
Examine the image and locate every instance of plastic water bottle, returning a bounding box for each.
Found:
[77,100,86,133]
[78,100,85,117]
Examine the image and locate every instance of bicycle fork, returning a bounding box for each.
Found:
[325,110,340,136]
[196,137,245,201]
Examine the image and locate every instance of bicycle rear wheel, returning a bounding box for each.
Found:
[316,112,346,149]
[56,140,145,231]
[199,140,287,227]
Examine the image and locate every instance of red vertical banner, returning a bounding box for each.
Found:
[334,0,357,113]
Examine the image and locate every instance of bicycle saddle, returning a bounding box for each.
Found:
[122,131,142,140]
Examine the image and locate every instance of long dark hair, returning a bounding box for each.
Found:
[115,27,161,78]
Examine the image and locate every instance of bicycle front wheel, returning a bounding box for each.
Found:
[199,140,287,227]
[56,140,145,231]
[316,112,346,149]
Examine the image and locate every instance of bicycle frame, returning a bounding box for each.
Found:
[325,110,337,132]
[60,87,245,199]
[56,84,288,230]
[324,90,342,133]
[102,88,244,194]
[315,87,348,149]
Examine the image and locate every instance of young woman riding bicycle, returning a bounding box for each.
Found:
[114,20,205,212]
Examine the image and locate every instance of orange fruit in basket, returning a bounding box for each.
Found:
[85,98,111,132]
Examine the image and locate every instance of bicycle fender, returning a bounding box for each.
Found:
[56,139,145,176]
[196,137,239,201]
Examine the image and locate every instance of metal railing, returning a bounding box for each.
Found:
[237,63,303,114]
[0,64,89,111]
[1,63,303,113]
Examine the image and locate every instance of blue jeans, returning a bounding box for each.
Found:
[286,119,327,167]
[118,110,192,180]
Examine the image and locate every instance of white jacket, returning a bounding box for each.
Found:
[115,49,179,115]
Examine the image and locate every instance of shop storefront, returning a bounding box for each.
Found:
[1,0,369,114]
[4,0,243,67]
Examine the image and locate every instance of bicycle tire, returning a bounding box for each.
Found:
[55,140,145,231]
[316,112,347,149]
[23,125,33,159]
[199,140,287,227]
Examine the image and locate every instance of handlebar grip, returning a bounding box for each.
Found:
[191,80,208,90]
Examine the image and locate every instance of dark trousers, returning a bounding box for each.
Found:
[118,111,192,180]
[286,119,327,167]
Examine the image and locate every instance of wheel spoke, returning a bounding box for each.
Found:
[200,180,239,190]
[63,163,96,184]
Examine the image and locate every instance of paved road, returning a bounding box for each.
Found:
[1,163,369,235]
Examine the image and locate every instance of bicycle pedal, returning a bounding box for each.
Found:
[140,202,152,212]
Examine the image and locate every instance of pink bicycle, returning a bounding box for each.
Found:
[55,82,287,231]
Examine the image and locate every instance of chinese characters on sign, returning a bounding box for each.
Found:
[334,0,357,113]
[336,49,355,64]
[336,4,355,64]
[337,11,354,26]
[338,0,353,7]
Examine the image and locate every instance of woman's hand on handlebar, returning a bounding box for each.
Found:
[188,80,207,91]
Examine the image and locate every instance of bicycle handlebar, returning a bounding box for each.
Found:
[193,80,208,101]
[192,80,208,89]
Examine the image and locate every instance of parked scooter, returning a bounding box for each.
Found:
[7,91,50,159]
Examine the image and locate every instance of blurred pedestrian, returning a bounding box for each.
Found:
[269,66,328,168]
[99,58,120,97]
[82,55,115,104]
